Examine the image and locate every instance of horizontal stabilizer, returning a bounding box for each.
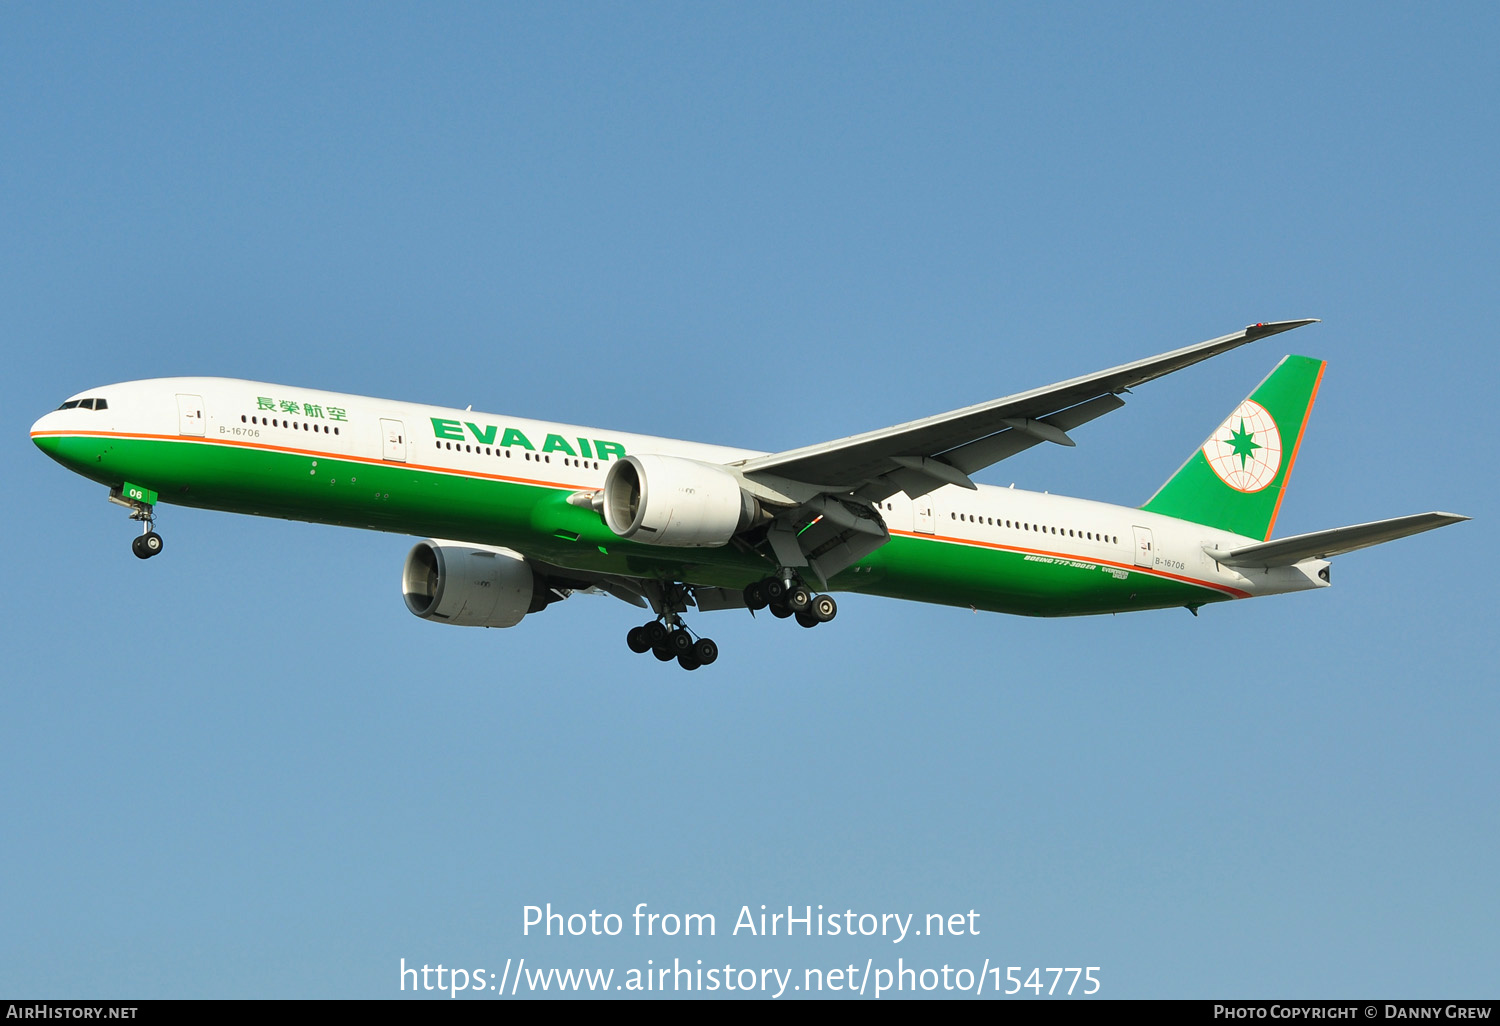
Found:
[1204,512,1469,568]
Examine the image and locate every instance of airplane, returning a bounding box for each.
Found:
[30,319,1467,670]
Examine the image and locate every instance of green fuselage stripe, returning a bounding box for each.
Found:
[36,431,1233,618]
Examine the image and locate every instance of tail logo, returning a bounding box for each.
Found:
[1202,399,1282,492]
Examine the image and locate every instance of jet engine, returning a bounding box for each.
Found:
[602,454,760,547]
[402,540,549,627]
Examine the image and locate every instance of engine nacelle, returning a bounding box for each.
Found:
[602,454,759,547]
[402,540,544,628]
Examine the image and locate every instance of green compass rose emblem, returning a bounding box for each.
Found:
[1225,419,1262,469]
[1202,400,1282,492]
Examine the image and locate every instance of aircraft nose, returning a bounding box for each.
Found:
[31,409,68,456]
[31,410,57,441]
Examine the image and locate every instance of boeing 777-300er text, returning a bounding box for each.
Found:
[31,320,1467,670]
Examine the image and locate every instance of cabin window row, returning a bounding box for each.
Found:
[243,414,338,434]
[433,441,602,471]
[440,441,521,459]
[950,510,1116,545]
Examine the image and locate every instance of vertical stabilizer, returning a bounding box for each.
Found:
[1141,354,1325,540]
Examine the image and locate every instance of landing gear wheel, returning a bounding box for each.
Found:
[652,645,676,662]
[811,594,837,622]
[626,626,652,653]
[795,609,820,628]
[761,577,786,604]
[691,638,718,665]
[667,628,694,656]
[677,652,702,671]
[769,602,793,619]
[743,581,768,611]
[785,585,812,613]
[132,532,163,559]
[644,621,669,646]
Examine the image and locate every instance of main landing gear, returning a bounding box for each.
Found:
[621,574,836,670]
[742,575,837,629]
[625,618,720,672]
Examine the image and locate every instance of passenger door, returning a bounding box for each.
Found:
[913,497,935,535]
[176,394,205,436]
[380,419,406,462]
[1133,526,1155,567]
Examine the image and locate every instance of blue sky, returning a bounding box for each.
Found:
[3,3,1494,999]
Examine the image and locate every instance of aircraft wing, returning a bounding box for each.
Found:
[1205,512,1470,568]
[736,320,1318,498]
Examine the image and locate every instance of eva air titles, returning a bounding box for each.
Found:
[431,418,626,461]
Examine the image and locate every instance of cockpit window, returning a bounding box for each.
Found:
[78,398,96,410]
[93,398,107,410]
[58,400,81,410]
[56,397,107,410]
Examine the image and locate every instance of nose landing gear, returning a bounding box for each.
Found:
[108,485,163,560]
[131,530,164,559]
